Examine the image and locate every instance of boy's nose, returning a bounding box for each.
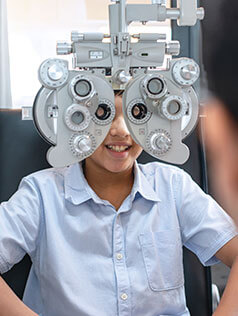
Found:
[109,116,130,137]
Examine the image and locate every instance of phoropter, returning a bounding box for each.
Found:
[24,0,204,167]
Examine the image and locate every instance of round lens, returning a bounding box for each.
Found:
[71,111,84,125]
[132,103,147,120]
[168,101,180,115]
[147,78,164,95]
[95,104,111,120]
[74,79,92,97]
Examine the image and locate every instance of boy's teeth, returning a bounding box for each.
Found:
[107,145,129,152]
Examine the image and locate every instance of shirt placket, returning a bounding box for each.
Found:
[113,213,132,316]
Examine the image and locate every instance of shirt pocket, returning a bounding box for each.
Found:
[139,230,184,292]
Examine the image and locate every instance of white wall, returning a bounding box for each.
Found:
[7,0,170,108]
[0,0,12,108]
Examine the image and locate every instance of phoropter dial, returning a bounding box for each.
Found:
[92,99,115,126]
[126,99,152,125]
[146,129,172,155]
[64,104,91,132]
[38,58,69,89]
[141,74,167,99]
[69,75,95,101]
[172,58,200,86]
[69,132,96,158]
[160,95,188,121]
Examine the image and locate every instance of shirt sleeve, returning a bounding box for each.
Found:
[0,177,42,274]
[176,170,238,266]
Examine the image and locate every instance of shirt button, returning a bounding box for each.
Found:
[116,253,123,260]
[121,293,128,300]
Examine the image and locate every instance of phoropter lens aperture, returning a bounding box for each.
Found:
[74,79,92,97]
[168,101,180,115]
[132,103,147,120]
[147,78,164,95]
[95,104,111,120]
[71,111,84,125]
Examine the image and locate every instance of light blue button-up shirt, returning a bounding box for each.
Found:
[0,161,237,316]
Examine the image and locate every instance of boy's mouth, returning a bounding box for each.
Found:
[106,145,131,152]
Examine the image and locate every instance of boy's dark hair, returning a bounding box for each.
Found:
[114,90,124,97]
[205,0,238,121]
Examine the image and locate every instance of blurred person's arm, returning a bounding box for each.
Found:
[0,276,38,316]
[213,235,238,316]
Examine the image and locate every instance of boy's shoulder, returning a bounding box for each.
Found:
[137,161,186,178]
[135,161,193,201]
[22,165,70,187]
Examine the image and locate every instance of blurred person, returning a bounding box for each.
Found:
[203,0,238,224]
[202,1,238,315]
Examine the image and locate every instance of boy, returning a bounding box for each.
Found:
[1,93,238,316]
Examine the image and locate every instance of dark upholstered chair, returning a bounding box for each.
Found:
[0,109,50,298]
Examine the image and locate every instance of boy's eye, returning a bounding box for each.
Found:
[132,103,147,120]
[95,104,111,120]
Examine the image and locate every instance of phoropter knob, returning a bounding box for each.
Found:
[71,31,84,42]
[172,58,200,86]
[166,41,180,56]
[69,133,96,158]
[38,58,69,89]
[57,41,72,55]
[146,130,172,155]
[74,135,92,153]
[151,0,166,4]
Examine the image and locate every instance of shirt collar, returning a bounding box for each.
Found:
[64,161,161,206]
[64,162,92,205]
[131,161,161,203]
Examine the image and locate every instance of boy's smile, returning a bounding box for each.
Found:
[105,142,132,159]
[105,143,131,153]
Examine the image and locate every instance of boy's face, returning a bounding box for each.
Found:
[85,95,143,174]
[204,100,238,223]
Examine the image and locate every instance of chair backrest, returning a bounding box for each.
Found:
[0,109,212,315]
[0,109,51,298]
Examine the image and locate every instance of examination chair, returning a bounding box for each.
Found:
[0,109,213,316]
[0,109,50,299]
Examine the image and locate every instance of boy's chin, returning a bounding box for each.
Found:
[104,162,133,174]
